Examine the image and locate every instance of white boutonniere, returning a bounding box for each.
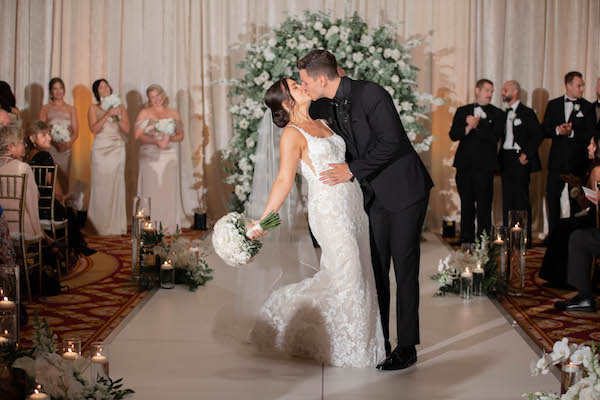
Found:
[576,111,584,118]
[474,106,487,119]
[513,118,522,126]
[573,103,581,111]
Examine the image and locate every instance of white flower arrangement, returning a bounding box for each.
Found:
[222,10,442,211]
[155,118,176,136]
[11,315,134,399]
[212,211,280,267]
[101,94,121,121]
[525,338,600,400]
[50,122,70,143]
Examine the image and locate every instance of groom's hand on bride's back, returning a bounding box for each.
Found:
[319,163,353,186]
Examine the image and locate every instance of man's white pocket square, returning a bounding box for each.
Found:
[513,118,522,126]
[576,111,584,118]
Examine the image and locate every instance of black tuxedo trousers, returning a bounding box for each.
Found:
[367,194,428,351]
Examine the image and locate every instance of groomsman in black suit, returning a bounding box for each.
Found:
[449,79,504,243]
[542,71,597,237]
[499,81,543,246]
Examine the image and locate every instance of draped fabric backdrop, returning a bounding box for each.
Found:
[1,0,599,235]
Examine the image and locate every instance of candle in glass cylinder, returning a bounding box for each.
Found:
[460,268,473,299]
[561,362,583,394]
[160,261,175,289]
[473,263,485,296]
[62,349,78,360]
[0,330,11,346]
[0,295,15,311]
[143,222,155,234]
[29,385,50,400]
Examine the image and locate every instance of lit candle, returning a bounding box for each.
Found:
[493,235,504,245]
[143,222,155,234]
[62,348,79,360]
[91,353,109,364]
[0,334,11,345]
[29,385,50,400]
[460,267,473,299]
[161,261,173,270]
[0,296,16,311]
[134,210,145,219]
[562,362,580,374]
[461,267,473,278]
[511,222,522,232]
[473,263,485,296]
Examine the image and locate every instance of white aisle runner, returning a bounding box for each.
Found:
[106,232,558,399]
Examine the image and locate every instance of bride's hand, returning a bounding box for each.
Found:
[156,134,169,149]
[247,220,267,240]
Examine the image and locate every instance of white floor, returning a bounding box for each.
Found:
[106,232,559,399]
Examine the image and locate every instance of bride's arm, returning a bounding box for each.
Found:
[257,127,302,220]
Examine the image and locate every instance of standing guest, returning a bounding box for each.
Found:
[449,79,504,243]
[134,84,187,234]
[542,71,596,238]
[0,81,21,118]
[26,120,95,256]
[40,77,78,193]
[86,79,128,235]
[499,81,543,246]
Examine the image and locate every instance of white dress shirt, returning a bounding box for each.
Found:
[503,101,521,151]
[556,95,576,138]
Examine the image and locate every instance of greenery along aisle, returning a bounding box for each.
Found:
[223,11,443,211]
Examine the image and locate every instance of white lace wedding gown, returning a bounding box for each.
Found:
[251,120,386,367]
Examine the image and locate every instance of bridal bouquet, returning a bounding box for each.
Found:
[101,94,121,121]
[155,118,176,136]
[50,122,70,143]
[524,338,600,400]
[212,211,281,267]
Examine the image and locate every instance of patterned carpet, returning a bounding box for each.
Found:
[439,235,600,353]
[19,229,205,354]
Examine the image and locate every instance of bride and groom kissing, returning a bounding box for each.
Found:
[247,49,433,370]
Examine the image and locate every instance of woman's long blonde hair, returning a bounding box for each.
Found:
[145,84,169,108]
[0,118,24,155]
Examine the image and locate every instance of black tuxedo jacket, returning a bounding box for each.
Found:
[593,100,600,134]
[449,103,504,172]
[542,96,596,175]
[309,77,433,212]
[499,102,543,173]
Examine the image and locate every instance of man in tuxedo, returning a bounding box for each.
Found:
[499,81,543,246]
[542,71,597,237]
[449,79,504,243]
[553,227,598,312]
[299,50,433,371]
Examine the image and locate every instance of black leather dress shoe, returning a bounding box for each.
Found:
[376,345,417,371]
[554,294,596,312]
[80,247,97,257]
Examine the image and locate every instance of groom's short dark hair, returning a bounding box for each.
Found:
[297,50,338,80]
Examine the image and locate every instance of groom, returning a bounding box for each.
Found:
[298,50,433,371]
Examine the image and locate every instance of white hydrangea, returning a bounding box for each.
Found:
[401,101,412,111]
[267,38,277,47]
[320,28,327,35]
[286,37,298,49]
[255,61,262,69]
[360,34,373,47]
[352,53,364,63]
[234,185,247,201]
[368,46,376,53]
[384,86,395,96]
[373,59,381,68]
[313,21,323,31]
[238,119,249,129]
[246,137,256,148]
[264,48,275,61]
[383,48,392,59]
[238,157,253,173]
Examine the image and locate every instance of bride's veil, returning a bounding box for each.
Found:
[228,109,319,341]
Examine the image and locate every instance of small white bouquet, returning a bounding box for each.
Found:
[50,122,70,143]
[212,211,281,267]
[155,118,176,136]
[101,94,121,121]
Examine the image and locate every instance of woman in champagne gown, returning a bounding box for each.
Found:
[247,78,385,367]
[134,84,189,234]
[40,77,78,193]
[86,79,129,235]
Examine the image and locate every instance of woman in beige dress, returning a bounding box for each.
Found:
[86,79,129,235]
[134,84,188,234]
[40,77,78,193]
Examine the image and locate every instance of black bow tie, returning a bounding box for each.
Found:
[565,98,578,103]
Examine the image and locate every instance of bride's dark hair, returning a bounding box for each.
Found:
[264,79,296,128]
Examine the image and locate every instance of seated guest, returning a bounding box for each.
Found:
[554,225,599,312]
[26,120,95,256]
[540,136,600,287]
[0,118,44,239]
[0,81,21,118]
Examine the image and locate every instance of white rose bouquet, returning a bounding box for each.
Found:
[155,118,176,136]
[100,94,121,121]
[212,211,281,267]
[50,122,71,143]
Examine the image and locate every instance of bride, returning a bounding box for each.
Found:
[247,78,385,367]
